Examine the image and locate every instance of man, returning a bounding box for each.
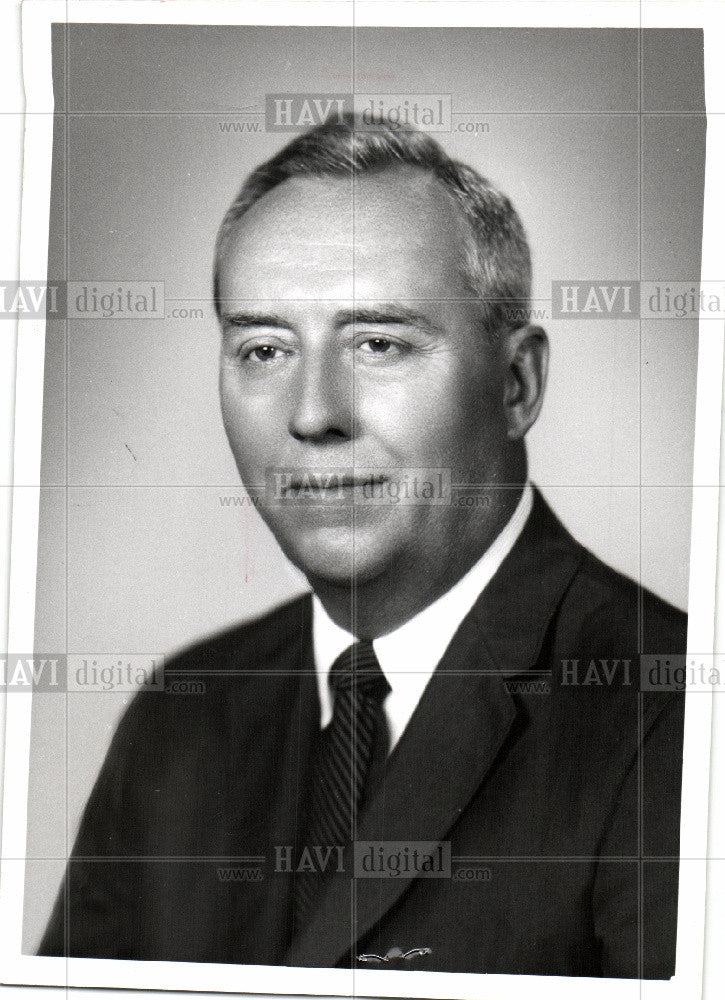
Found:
[40,114,685,979]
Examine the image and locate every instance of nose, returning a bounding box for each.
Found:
[288,352,354,443]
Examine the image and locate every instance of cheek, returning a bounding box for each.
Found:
[359,367,501,464]
[220,384,273,475]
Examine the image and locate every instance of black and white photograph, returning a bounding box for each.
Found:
[1,2,724,999]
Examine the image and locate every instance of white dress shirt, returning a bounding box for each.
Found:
[312,482,533,752]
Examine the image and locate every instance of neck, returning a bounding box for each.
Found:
[310,480,526,639]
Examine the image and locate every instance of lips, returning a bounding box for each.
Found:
[282,472,389,495]
[266,466,398,507]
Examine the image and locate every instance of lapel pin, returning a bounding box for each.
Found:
[357,946,432,963]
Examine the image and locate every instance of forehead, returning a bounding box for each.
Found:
[218,169,475,303]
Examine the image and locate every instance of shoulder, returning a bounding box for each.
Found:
[517,488,686,660]
[109,593,313,755]
[512,509,687,823]
[74,595,314,852]
[546,522,686,744]
[522,491,687,736]
[562,543,687,656]
[161,591,312,674]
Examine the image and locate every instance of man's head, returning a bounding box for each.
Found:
[214,114,532,342]
[214,114,547,605]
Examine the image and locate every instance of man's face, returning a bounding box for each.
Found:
[217,168,512,587]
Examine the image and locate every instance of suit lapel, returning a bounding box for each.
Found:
[283,616,516,968]
[283,488,584,969]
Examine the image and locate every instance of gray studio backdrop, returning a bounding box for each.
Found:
[23,25,705,950]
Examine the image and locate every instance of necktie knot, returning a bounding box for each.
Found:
[329,640,390,702]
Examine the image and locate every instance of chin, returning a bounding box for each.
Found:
[282,524,396,587]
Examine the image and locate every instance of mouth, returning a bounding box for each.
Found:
[282,472,389,496]
[277,470,390,500]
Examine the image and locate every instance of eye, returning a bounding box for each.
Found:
[239,340,290,365]
[355,334,409,360]
[250,344,279,362]
[361,337,393,353]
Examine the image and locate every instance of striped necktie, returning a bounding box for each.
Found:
[294,640,391,927]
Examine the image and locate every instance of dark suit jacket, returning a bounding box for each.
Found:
[40,488,686,978]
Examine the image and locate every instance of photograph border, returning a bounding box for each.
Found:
[1,2,723,998]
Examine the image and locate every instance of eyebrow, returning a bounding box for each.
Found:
[219,303,445,338]
[335,305,445,337]
[220,310,291,330]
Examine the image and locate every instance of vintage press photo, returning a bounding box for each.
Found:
[1,2,724,999]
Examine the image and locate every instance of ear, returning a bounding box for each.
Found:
[502,325,549,440]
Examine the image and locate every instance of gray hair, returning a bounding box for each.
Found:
[213,112,532,338]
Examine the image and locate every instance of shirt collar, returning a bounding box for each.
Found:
[312,482,533,742]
